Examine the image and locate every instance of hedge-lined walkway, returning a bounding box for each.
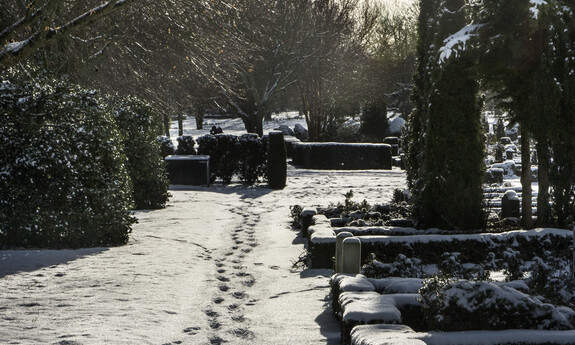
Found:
[0,165,406,344]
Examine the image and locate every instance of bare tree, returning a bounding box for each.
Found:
[296,0,378,141]
[0,0,135,68]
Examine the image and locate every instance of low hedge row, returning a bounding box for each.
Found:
[196,133,268,184]
[304,214,573,269]
[291,142,392,170]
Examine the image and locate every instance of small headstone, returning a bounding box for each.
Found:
[335,232,354,273]
[342,237,362,274]
[293,123,308,141]
[501,190,520,219]
[506,150,514,160]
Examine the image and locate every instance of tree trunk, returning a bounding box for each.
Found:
[241,114,264,137]
[536,140,551,226]
[195,115,203,130]
[520,127,533,229]
[163,113,170,137]
[178,114,184,137]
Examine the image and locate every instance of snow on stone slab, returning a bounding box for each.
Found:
[334,226,419,236]
[351,324,426,345]
[357,228,572,246]
[300,207,318,217]
[340,292,402,324]
[368,277,424,294]
[340,292,420,323]
[351,326,575,345]
[332,274,376,292]
[422,329,575,345]
[308,223,336,244]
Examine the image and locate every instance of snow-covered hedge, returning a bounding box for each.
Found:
[0,67,135,248]
[111,95,170,210]
[419,277,575,331]
[291,142,392,170]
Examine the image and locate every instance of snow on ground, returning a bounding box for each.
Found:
[169,111,306,145]
[0,113,407,344]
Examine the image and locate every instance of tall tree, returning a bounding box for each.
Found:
[408,0,485,230]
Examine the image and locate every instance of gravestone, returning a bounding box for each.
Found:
[501,190,520,219]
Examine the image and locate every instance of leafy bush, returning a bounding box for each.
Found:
[237,134,266,184]
[175,135,197,155]
[360,100,389,141]
[502,248,525,281]
[437,252,490,281]
[158,136,175,158]
[0,66,135,248]
[363,253,425,279]
[111,95,170,210]
[419,277,574,331]
[527,254,575,309]
[197,133,267,185]
[214,134,241,184]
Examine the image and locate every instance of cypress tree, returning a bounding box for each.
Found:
[408,0,485,230]
[405,0,438,206]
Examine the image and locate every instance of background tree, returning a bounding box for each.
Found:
[365,0,418,117]
[297,0,377,142]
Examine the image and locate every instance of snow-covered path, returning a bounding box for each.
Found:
[0,165,406,345]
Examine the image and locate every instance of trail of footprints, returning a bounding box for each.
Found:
[190,203,262,345]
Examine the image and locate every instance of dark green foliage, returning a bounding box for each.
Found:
[196,134,267,185]
[267,131,287,189]
[362,253,425,279]
[360,100,389,141]
[407,0,485,230]
[175,136,197,155]
[291,142,392,170]
[528,254,575,309]
[158,136,175,158]
[237,134,267,184]
[214,134,241,184]
[0,66,135,248]
[419,278,574,331]
[111,95,170,210]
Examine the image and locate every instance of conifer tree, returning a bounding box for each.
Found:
[407,0,485,230]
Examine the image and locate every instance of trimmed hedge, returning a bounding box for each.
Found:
[196,133,267,185]
[303,212,573,269]
[292,142,392,170]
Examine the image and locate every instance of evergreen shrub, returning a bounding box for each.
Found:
[267,131,287,189]
[419,277,574,331]
[214,134,241,184]
[197,134,267,185]
[158,136,175,158]
[237,134,266,184]
[360,100,389,141]
[175,135,197,155]
[0,67,135,248]
[112,95,170,210]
